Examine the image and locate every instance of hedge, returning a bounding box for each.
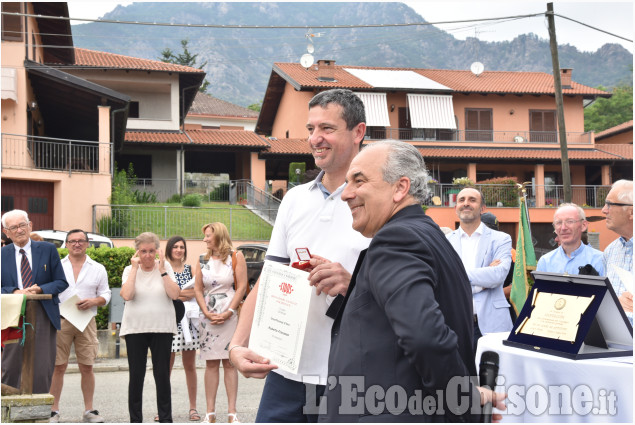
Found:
[58,246,135,329]
[477,176,519,207]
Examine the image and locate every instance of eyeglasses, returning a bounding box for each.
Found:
[604,200,633,208]
[67,240,88,245]
[4,222,29,232]
[553,219,584,229]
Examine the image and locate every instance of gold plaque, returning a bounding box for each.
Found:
[516,290,595,343]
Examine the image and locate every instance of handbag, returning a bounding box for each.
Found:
[173,299,185,324]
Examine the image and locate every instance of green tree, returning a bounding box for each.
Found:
[160,39,210,93]
[584,84,633,133]
[247,102,262,112]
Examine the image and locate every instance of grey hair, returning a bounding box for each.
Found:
[557,203,586,220]
[1,209,29,228]
[362,140,430,203]
[134,232,160,250]
[309,89,366,131]
[611,179,633,204]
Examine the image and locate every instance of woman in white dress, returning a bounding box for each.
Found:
[194,222,248,423]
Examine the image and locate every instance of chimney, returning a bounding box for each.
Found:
[317,60,336,82]
[560,68,572,89]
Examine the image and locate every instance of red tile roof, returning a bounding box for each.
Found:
[187,129,269,148]
[263,138,312,155]
[412,144,633,161]
[125,130,269,148]
[74,48,204,73]
[594,120,633,140]
[273,62,609,97]
[189,92,258,118]
[125,131,190,144]
[257,138,632,161]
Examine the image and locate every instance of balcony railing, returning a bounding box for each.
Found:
[364,128,592,144]
[1,133,110,175]
[426,184,610,208]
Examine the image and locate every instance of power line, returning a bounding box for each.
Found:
[552,12,633,43]
[2,9,630,50]
[4,10,547,29]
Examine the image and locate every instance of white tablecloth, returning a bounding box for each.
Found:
[476,332,633,423]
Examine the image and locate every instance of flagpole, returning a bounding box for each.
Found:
[518,182,534,247]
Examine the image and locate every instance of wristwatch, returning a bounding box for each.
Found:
[228,308,237,316]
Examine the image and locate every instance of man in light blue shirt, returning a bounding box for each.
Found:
[602,180,633,324]
[537,203,604,275]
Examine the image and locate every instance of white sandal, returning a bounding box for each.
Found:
[203,412,216,423]
[228,413,240,423]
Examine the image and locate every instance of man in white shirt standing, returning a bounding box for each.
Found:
[49,229,111,423]
[228,89,371,422]
[446,188,513,353]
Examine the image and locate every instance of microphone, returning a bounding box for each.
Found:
[479,351,499,423]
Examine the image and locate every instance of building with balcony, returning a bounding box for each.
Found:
[2,2,271,229]
[255,60,633,251]
[1,3,129,230]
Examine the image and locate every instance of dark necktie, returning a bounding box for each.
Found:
[20,248,34,288]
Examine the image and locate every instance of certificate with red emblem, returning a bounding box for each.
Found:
[248,260,312,374]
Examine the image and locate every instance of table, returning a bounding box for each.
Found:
[476,332,633,423]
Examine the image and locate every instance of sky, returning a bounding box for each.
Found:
[67,1,633,53]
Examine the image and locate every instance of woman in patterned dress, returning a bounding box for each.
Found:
[165,236,200,421]
[194,223,248,423]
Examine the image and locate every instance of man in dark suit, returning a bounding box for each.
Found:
[1,209,68,394]
[319,141,504,422]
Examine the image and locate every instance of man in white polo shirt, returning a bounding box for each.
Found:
[228,89,371,422]
[49,229,111,423]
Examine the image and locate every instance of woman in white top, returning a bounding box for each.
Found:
[194,223,248,423]
[120,232,180,423]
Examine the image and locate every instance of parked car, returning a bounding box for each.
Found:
[236,243,268,291]
[31,230,114,248]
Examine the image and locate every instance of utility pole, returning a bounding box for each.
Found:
[547,2,572,203]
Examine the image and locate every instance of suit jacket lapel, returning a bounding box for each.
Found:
[5,246,19,286]
[30,242,41,283]
[334,249,367,324]
[449,231,461,253]
[476,227,492,267]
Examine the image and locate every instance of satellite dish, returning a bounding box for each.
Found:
[470,61,484,76]
[300,53,314,68]
[307,43,315,54]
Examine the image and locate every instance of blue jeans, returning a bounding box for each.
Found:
[256,371,325,423]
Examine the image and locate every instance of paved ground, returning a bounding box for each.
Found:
[57,355,265,423]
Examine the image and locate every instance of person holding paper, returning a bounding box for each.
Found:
[1,209,68,395]
[120,232,181,423]
[537,203,605,275]
[228,89,371,422]
[321,140,503,421]
[602,179,633,324]
[49,229,110,423]
[194,223,248,424]
[163,235,200,422]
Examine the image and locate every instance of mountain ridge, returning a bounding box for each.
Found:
[70,2,633,106]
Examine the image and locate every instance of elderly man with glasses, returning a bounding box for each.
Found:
[1,209,68,394]
[49,229,111,423]
[536,203,605,275]
[602,179,633,324]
